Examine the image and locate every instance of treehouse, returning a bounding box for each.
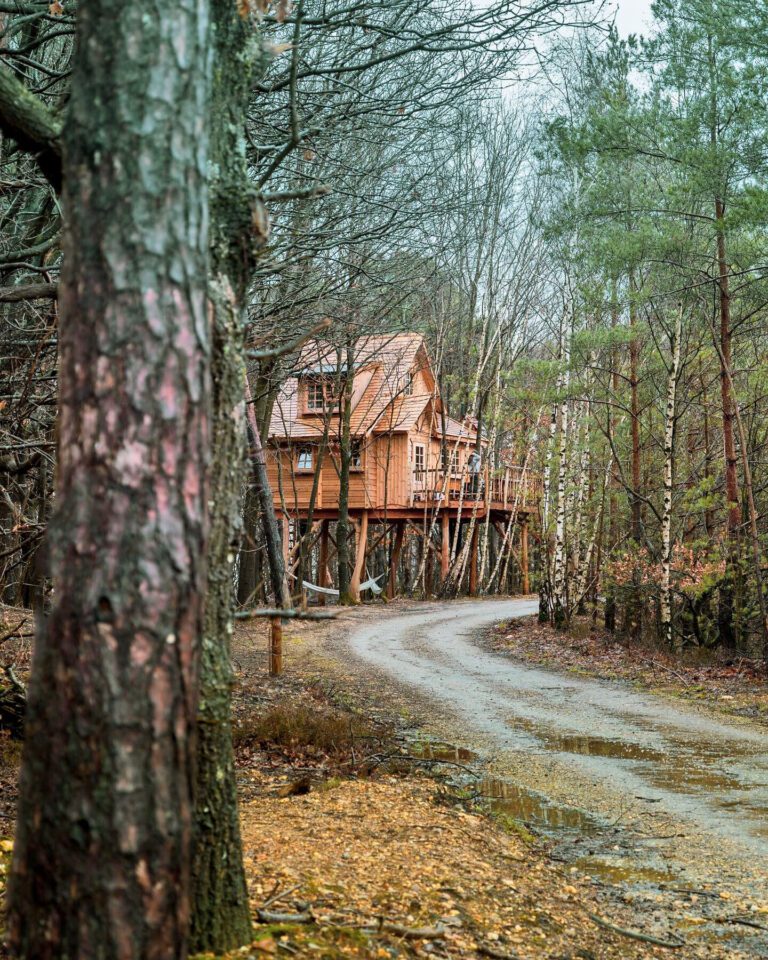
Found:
[266,333,539,599]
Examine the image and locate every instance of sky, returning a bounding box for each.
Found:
[612,0,654,37]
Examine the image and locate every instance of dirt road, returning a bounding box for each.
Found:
[347,598,768,932]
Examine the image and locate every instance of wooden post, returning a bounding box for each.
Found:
[521,517,530,594]
[441,511,449,581]
[349,510,369,602]
[269,615,283,676]
[318,519,330,606]
[469,522,479,596]
[281,513,290,569]
[388,521,405,599]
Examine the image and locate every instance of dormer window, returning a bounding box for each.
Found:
[303,376,338,414]
[306,379,325,411]
[403,372,414,396]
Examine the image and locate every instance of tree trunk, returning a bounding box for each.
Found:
[553,340,570,628]
[189,1,269,948]
[337,349,355,603]
[245,385,291,608]
[715,197,741,648]
[7,0,212,953]
[628,277,642,642]
[660,305,682,650]
[708,29,740,648]
[191,284,251,953]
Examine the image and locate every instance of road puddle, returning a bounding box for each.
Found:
[411,739,599,834]
[541,733,665,762]
[501,715,768,837]
[478,777,599,834]
[571,854,673,886]
[413,741,478,763]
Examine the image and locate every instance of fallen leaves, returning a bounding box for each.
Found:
[231,777,667,958]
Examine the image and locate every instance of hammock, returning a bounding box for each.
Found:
[302,573,385,597]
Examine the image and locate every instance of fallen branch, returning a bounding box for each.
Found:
[0,281,58,302]
[716,916,768,932]
[367,751,479,778]
[1,617,28,645]
[363,920,447,940]
[256,909,313,925]
[254,908,448,942]
[262,883,302,910]
[586,912,685,949]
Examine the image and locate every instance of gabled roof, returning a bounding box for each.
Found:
[371,394,432,434]
[267,331,483,446]
[269,332,437,440]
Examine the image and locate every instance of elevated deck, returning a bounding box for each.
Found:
[276,465,540,522]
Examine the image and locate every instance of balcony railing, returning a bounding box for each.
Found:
[411,465,540,509]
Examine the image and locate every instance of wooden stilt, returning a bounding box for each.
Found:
[318,519,330,606]
[521,517,530,594]
[269,615,283,675]
[388,521,405,599]
[441,511,450,580]
[281,514,290,569]
[349,510,369,602]
[469,523,479,596]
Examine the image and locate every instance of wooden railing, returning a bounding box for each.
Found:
[411,465,540,509]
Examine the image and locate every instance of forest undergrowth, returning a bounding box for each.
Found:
[488,613,768,726]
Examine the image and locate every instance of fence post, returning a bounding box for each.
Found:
[269,615,283,676]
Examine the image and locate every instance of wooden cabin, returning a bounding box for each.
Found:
[266,333,539,598]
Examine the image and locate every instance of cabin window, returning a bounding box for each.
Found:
[305,378,326,411]
[403,371,414,396]
[296,446,314,471]
[441,446,458,474]
[413,443,425,477]
[350,440,363,471]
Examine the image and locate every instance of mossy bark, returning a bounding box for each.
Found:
[7,0,212,952]
[190,0,264,950]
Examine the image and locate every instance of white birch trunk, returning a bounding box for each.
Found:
[661,304,683,649]
[553,343,571,625]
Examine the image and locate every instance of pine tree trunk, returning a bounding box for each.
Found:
[715,198,741,648]
[191,284,252,953]
[7,1,212,953]
[190,1,269,948]
[628,280,643,642]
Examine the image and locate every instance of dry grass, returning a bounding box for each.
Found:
[234,703,376,758]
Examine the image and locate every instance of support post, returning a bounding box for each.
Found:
[318,519,330,607]
[281,514,290,570]
[269,616,283,676]
[388,521,405,599]
[441,511,449,581]
[521,517,530,594]
[469,522,479,596]
[348,509,369,602]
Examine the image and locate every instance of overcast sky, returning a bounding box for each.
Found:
[612,0,654,37]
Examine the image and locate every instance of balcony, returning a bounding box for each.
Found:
[410,465,540,511]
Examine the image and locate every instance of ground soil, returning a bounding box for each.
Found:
[2,601,767,958]
[220,604,768,960]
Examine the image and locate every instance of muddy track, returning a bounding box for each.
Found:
[344,598,768,955]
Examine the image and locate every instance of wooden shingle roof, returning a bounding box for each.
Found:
[269,332,436,440]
